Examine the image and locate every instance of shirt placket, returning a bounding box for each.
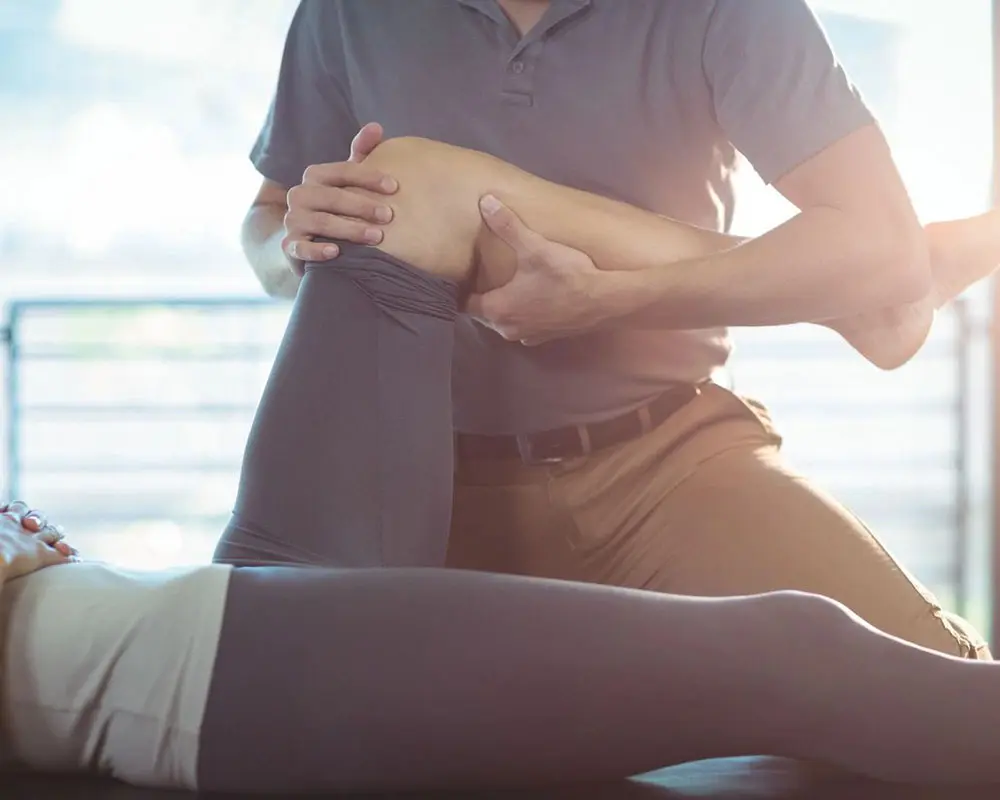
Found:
[502,41,540,106]
[459,1,592,107]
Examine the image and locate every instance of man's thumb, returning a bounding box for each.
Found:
[350,122,384,163]
[479,194,541,257]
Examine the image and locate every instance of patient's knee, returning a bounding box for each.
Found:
[361,138,486,284]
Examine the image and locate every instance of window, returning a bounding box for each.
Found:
[2,1,299,566]
[730,0,995,626]
[0,0,298,296]
[1,2,994,631]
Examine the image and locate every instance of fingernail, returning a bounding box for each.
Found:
[54,541,71,556]
[374,205,393,223]
[364,228,384,245]
[381,177,398,192]
[322,245,339,259]
[480,194,502,214]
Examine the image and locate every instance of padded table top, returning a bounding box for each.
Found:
[6,758,990,799]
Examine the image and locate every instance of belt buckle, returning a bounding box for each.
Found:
[515,434,565,466]
[516,424,592,466]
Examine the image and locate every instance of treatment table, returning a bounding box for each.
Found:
[7,756,995,798]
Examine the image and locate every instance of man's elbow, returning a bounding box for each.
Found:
[257,269,298,300]
[241,203,299,300]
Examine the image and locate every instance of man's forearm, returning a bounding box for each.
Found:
[481,158,929,330]
[241,203,301,300]
[579,203,937,370]
[577,204,930,331]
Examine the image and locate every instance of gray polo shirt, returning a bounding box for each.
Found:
[251,0,874,435]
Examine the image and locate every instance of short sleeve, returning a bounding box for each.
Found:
[250,0,359,188]
[703,0,876,184]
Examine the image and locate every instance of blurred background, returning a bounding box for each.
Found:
[0,1,997,633]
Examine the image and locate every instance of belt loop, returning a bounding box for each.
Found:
[515,434,535,464]
[576,424,592,456]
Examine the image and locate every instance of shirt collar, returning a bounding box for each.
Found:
[457,0,593,35]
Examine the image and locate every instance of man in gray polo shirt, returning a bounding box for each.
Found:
[241,0,989,658]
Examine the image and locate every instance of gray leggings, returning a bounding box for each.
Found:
[200,247,1000,793]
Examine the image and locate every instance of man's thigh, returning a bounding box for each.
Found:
[446,458,586,582]
[548,386,990,660]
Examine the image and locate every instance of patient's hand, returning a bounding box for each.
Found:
[0,500,78,582]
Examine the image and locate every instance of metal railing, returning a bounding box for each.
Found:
[1,297,288,566]
[0,296,984,611]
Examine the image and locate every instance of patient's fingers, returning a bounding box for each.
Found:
[39,543,73,567]
[1,500,30,523]
[32,520,76,556]
[0,504,66,546]
[53,540,79,559]
[22,511,48,532]
[32,521,65,545]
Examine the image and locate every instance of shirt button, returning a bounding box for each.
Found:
[511,60,525,74]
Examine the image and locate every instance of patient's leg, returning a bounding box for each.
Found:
[927,212,1000,303]
[202,568,1000,793]
[357,137,1000,370]
[213,246,459,567]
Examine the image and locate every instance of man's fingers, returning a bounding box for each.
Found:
[284,208,388,264]
[301,162,397,194]
[350,122,384,163]
[285,223,384,262]
[286,239,337,265]
[288,184,394,225]
[299,208,387,245]
[479,195,545,258]
[285,146,397,274]
[285,230,382,266]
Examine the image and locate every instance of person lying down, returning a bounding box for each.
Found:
[4,136,1000,795]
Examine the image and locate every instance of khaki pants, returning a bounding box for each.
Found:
[447,382,990,660]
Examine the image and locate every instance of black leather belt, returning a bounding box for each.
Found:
[455,383,702,465]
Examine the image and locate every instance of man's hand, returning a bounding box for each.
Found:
[467,195,614,346]
[282,122,399,274]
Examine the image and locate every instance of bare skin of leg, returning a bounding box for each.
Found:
[350,136,1000,369]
